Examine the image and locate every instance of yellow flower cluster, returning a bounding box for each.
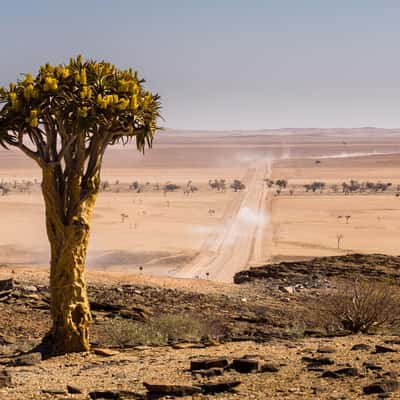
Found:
[55,66,70,80]
[8,91,22,111]
[80,85,93,100]
[75,68,87,85]
[96,94,133,111]
[118,79,140,94]
[26,109,39,128]
[43,77,58,92]
[77,106,89,118]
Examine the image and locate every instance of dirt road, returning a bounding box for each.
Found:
[175,163,271,282]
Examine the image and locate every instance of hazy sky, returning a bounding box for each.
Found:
[1,1,400,130]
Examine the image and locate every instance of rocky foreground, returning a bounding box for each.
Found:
[1,254,400,399]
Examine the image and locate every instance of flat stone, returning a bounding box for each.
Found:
[232,358,259,373]
[192,368,224,377]
[363,380,400,395]
[172,343,206,349]
[364,362,383,371]
[317,346,336,354]
[303,329,326,337]
[260,362,280,373]
[190,357,229,371]
[302,356,335,366]
[89,390,120,399]
[351,343,371,351]
[42,388,67,395]
[322,367,358,378]
[67,384,83,394]
[20,285,37,292]
[201,380,241,394]
[376,345,398,354]
[143,382,201,396]
[93,348,119,357]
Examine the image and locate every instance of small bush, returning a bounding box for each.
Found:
[320,279,400,333]
[102,313,219,348]
[103,318,164,348]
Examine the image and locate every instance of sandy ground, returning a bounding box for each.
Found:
[1,128,400,282]
[271,154,400,260]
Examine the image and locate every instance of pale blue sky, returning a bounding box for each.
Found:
[1,1,400,129]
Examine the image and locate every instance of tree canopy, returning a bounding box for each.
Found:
[0,55,161,167]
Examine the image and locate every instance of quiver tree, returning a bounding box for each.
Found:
[0,56,161,354]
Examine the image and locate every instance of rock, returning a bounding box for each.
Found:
[335,367,359,377]
[20,285,37,292]
[351,343,371,351]
[143,382,201,396]
[364,362,383,371]
[260,362,280,373]
[0,334,16,345]
[279,286,295,295]
[317,346,336,354]
[303,328,326,337]
[322,368,358,378]
[67,385,83,394]
[363,380,400,395]
[190,357,229,371]
[0,370,11,388]
[192,368,224,377]
[385,339,400,346]
[93,348,119,357]
[42,388,67,395]
[321,371,340,379]
[376,345,398,354]
[89,390,120,399]
[301,356,335,366]
[201,380,241,394]
[119,306,150,322]
[0,279,13,292]
[232,358,259,373]
[10,352,42,366]
[172,343,206,349]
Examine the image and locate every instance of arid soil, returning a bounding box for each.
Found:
[2,254,400,399]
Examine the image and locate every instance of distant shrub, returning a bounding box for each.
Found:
[231,179,245,192]
[163,183,180,192]
[320,279,400,333]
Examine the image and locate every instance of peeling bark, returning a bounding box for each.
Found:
[42,166,99,354]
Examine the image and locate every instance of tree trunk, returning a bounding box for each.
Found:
[42,167,98,354]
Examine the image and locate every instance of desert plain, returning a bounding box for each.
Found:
[1,128,400,282]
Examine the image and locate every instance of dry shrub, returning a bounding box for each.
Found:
[320,278,400,333]
[102,313,220,348]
